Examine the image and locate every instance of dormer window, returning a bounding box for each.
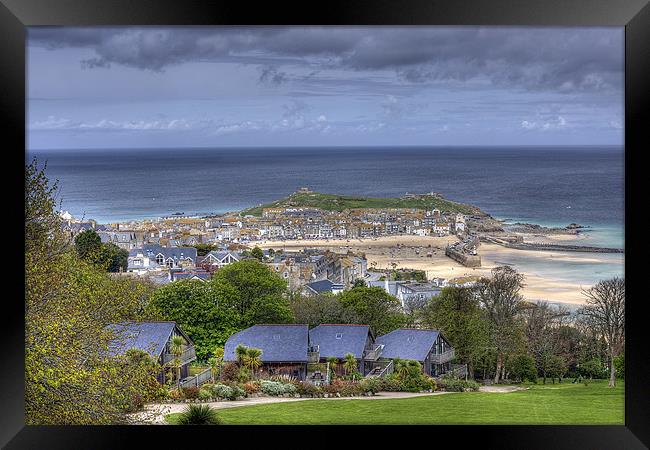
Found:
[156,254,164,265]
[336,333,343,339]
[273,334,280,341]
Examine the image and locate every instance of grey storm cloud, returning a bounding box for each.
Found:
[28,27,623,92]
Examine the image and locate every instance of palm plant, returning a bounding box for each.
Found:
[246,347,263,379]
[209,347,225,382]
[177,404,222,425]
[393,358,409,379]
[326,356,339,379]
[343,353,358,376]
[235,344,249,366]
[170,335,185,388]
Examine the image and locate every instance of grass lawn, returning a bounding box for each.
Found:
[165,380,623,425]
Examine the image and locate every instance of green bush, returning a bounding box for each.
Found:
[176,404,222,425]
[578,359,607,379]
[211,384,234,400]
[322,380,363,396]
[260,380,296,396]
[438,375,479,392]
[198,388,212,401]
[359,377,381,394]
[614,352,624,379]
[376,377,402,392]
[510,354,538,383]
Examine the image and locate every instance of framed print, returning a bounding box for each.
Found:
[2,0,649,448]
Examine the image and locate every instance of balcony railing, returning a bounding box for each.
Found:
[430,349,455,364]
[162,346,197,366]
[363,344,385,361]
[179,367,212,388]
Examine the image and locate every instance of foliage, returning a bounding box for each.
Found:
[438,375,480,392]
[250,246,264,261]
[193,243,217,256]
[578,359,607,379]
[418,286,490,377]
[322,380,364,396]
[176,404,222,425]
[359,377,381,394]
[26,160,161,425]
[211,259,293,326]
[99,242,129,272]
[198,388,213,401]
[475,266,527,383]
[260,380,297,396]
[74,229,102,261]
[209,383,244,400]
[220,362,240,382]
[613,352,624,379]
[390,359,431,392]
[295,381,322,396]
[579,278,625,387]
[289,293,353,328]
[243,381,262,395]
[149,280,240,361]
[182,386,200,400]
[510,354,538,383]
[337,287,406,336]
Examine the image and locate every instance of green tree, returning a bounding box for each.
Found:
[208,347,225,382]
[352,278,367,288]
[250,246,264,261]
[579,278,625,387]
[99,242,129,272]
[343,353,358,376]
[211,259,293,327]
[418,286,490,378]
[289,292,354,328]
[613,352,624,379]
[246,347,263,379]
[74,229,102,261]
[169,335,185,388]
[326,356,339,379]
[337,286,406,336]
[509,354,537,383]
[149,280,240,361]
[544,355,567,384]
[26,160,159,425]
[475,266,527,384]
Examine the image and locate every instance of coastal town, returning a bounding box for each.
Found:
[58,188,619,304]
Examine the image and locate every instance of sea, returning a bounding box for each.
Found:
[28,146,624,245]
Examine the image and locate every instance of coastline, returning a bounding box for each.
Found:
[257,233,623,305]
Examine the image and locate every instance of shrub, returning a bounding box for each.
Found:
[211,384,234,400]
[376,377,402,392]
[578,359,607,379]
[510,354,538,383]
[423,376,437,392]
[230,385,246,399]
[322,380,363,396]
[260,380,297,396]
[176,404,222,425]
[236,366,252,383]
[198,388,212,401]
[614,352,624,379]
[168,388,185,401]
[220,362,240,382]
[243,381,261,395]
[182,386,200,400]
[438,376,480,392]
[359,377,381,394]
[295,381,322,397]
[270,374,298,383]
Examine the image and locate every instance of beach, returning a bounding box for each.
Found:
[257,233,623,305]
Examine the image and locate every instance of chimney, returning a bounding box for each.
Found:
[384,277,390,294]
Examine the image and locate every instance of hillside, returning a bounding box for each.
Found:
[239,191,488,217]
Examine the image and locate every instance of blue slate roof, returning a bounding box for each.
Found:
[309,324,371,359]
[375,329,440,362]
[108,321,178,359]
[305,279,344,294]
[129,244,197,261]
[224,325,309,363]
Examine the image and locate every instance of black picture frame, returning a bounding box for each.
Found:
[2,0,648,448]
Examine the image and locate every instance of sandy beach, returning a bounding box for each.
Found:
[257,233,623,305]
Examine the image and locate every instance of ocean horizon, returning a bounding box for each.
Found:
[28,145,624,250]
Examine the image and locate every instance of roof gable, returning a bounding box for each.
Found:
[309,324,371,359]
[224,324,309,362]
[375,328,440,362]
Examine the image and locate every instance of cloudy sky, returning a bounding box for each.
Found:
[27,26,624,149]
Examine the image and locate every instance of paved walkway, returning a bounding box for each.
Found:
[133,386,525,424]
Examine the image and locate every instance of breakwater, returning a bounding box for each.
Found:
[503,242,624,253]
[445,247,482,267]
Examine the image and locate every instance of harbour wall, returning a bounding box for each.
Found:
[445,247,482,267]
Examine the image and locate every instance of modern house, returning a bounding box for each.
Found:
[201,250,242,269]
[224,324,310,380]
[308,324,384,377]
[127,244,197,274]
[108,321,197,384]
[368,280,441,307]
[302,279,345,296]
[375,328,454,377]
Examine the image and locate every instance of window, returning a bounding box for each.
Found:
[335,333,343,339]
[133,259,141,266]
[167,259,174,267]
[156,254,164,265]
[273,334,280,341]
